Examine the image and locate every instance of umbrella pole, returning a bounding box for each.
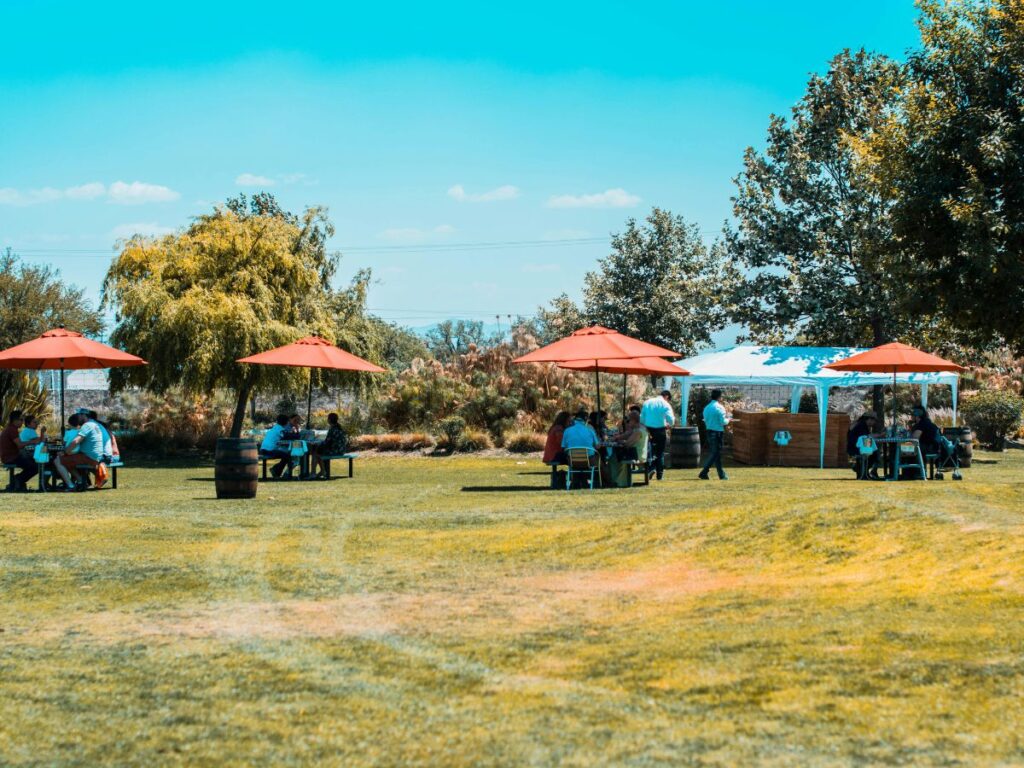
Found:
[60,365,65,438]
[622,373,627,422]
[892,369,897,434]
[595,365,601,413]
[306,369,313,426]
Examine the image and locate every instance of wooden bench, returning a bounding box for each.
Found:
[35,458,124,491]
[260,453,357,479]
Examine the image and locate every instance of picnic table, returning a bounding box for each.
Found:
[874,435,928,481]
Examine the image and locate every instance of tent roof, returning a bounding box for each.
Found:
[672,346,959,388]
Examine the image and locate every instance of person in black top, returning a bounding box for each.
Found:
[847,411,879,479]
[910,406,940,454]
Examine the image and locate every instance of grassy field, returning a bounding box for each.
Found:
[2,451,1023,766]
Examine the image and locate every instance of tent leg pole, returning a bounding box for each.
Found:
[60,365,65,438]
[622,373,627,422]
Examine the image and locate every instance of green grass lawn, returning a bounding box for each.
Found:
[2,451,1023,766]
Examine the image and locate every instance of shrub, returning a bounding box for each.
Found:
[962,389,1024,449]
[504,431,547,453]
[401,432,434,451]
[348,434,377,451]
[458,428,493,452]
[374,434,404,452]
[437,416,466,452]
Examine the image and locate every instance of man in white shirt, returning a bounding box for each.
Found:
[640,390,675,481]
[699,389,730,480]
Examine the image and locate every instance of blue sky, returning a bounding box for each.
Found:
[0,1,920,331]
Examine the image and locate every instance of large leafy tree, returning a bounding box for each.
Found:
[103,193,342,436]
[424,320,501,362]
[0,249,103,407]
[727,49,914,349]
[576,208,730,356]
[863,0,1024,354]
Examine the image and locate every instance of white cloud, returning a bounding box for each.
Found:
[0,180,178,206]
[447,183,520,203]
[546,188,641,209]
[65,182,106,200]
[108,181,180,205]
[235,173,276,187]
[377,224,457,243]
[110,222,174,239]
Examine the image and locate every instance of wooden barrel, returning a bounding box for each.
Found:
[669,426,701,469]
[942,426,973,468]
[215,438,259,499]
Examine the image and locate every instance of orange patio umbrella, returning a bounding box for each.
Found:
[559,356,690,419]
[237,336,386,424]
[513,326,681,411]
[825,342,964,430]
[0,326,147,434]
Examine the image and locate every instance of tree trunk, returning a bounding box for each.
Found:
[230,375,255,438]
[870,320,887,417]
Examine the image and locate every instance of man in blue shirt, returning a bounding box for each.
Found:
[640,390,675,481]
[699,389,730,480]
[562,410,600,455]
[260,414,294,478]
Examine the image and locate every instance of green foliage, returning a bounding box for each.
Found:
[862,0,1024,354]
[102,194,352,436]
[437,415,466,451]
[425,320,500,362]
[0,250,102,407]
[727,50,916,347]
[0,371,52,427]
[961,389,1024,449]
[578,208,730,356]
[457,427,493,452]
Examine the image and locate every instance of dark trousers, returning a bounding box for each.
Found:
[7,453,38,487]
[701,430,725,478]
[260,449,293,476]
[646,427,667,479]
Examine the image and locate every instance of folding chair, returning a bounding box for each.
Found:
[566,448,600,490]
[855,435,878,480]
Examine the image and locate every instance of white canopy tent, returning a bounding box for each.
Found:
[668,346,960,468]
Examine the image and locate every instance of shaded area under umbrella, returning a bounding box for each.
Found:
[0,326,147,435]
[559,356,690,420]
[825,342,964,431]
[238,336,386,425]
[513,326,680,411]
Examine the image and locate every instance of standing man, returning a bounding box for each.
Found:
[640,389,675,481]
[699,389,730,480]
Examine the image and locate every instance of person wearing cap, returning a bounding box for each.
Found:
[640,390,675,481]
[698,389,730,480]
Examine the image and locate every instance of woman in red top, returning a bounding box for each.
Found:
[542,411,572,464]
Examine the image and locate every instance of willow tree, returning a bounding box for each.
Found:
[102,193,339,436]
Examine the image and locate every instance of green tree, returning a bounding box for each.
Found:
[727,49,912,349]
[102,193,341,436]
[0,249,103,407]
[863,0,1024,354]
[582,208,730,356]
[424,320,500,362]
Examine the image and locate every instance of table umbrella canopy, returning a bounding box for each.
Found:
[0,327,147,370]
[823,342,965,374]
[237,336,386,373]
[238,336,386,424]
[512,325,680,364]
[559,356,688,376]
[0,326,146,435]
[825,342,964,433]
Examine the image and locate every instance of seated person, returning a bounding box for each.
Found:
[19,414,45,451]
[87,410,119,462]
[562,409,600,466]
[310,413,348,478]
[542,411,571,465]
[260,414,295,478]
[1,410,42,491]
[588,410,608,441]
[910,405,941,455]
[55,413,108,490]
[608,411,649,487]
[283,414,303,440]
[847,411,880,479]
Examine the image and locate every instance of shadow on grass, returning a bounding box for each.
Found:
[516,471,553,476]
[461,486,550,493]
